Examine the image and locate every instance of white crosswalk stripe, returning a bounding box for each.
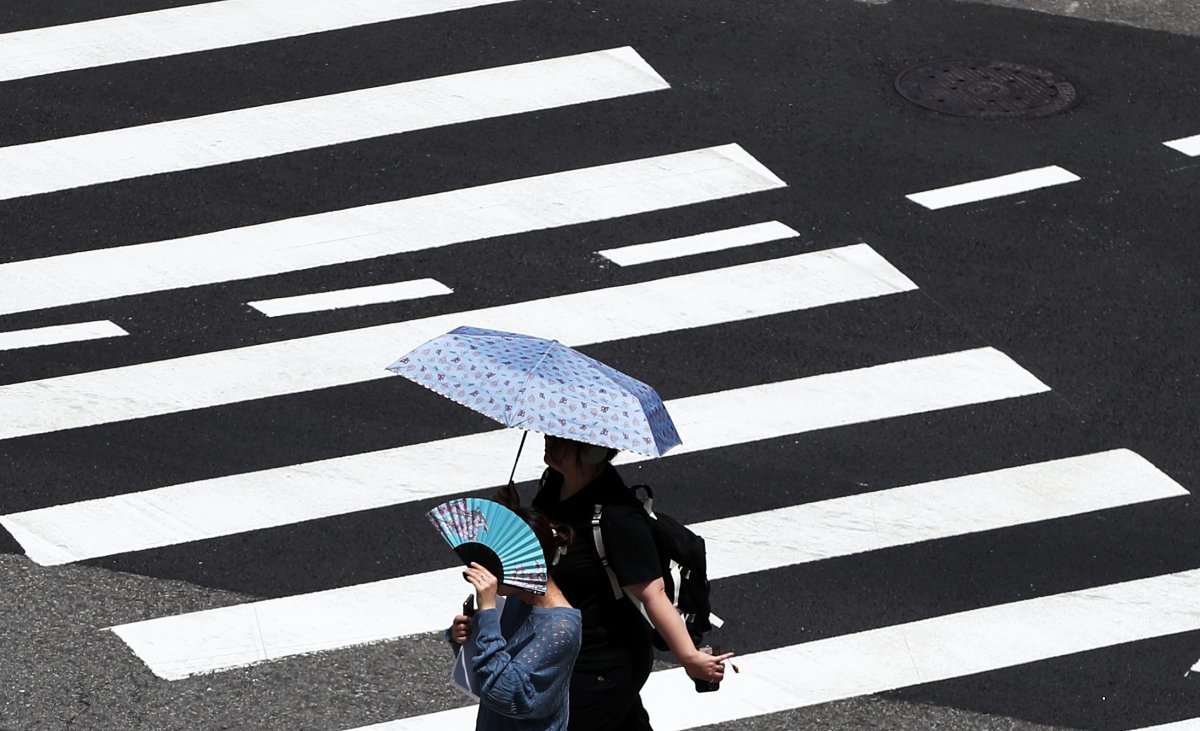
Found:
[906,165,1080,209]
[1131,720,1200,731]
[0,47,668,200]
[0,0,518,82]
[1164,134,1200,156]
[0,320,128,351]
[597,221,800,266]
[247,279,454,317]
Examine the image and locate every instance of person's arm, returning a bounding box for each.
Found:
[624,579,733,684]
[604,505,734,683]
[471,611,581,719]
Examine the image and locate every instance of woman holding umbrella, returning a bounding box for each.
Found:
[500,435,732,731]
[389,326,733,730]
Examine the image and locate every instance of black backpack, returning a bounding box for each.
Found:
[591,484,722,651]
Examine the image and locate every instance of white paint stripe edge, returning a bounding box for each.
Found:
[106,449,1180,679]
[1164,135,1200,157]
[1130,720,1200,731]
[0,0,518,83]
[0,320,127,350]
[699,448,1183,579]
[0,244,903,442]
[0,144,784,316]
[598,221,800,266]
[359,568,1200,730]
[1,344,1039,567]
[0,47,669,200]
[906,165,1081,210]
[248,279,452,317]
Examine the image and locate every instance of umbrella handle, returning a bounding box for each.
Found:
[507,430,529,488]
[493,431,527,508]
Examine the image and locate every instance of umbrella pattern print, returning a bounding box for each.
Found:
[387,326,681,457]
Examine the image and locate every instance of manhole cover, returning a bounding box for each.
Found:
[895,59,1078,119]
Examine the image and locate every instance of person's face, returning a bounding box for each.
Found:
[543,435,576,472]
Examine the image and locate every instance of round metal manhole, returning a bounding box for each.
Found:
[895,59,1078,119]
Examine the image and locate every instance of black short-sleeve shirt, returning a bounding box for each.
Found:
[533,465,661,672]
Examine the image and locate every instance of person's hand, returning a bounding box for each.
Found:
[463,562,499,611]
[683,648,736,684]
[449,614,471,645]
[493,480,520,509]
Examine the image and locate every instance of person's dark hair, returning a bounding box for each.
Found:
[515,506,575,565]
[574,440,618,466]
[546,435,617,467]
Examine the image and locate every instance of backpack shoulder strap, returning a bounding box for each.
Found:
[592,502,654,631]
[629,484,656,518]
[592,503,623,600]
[593,494,669,634]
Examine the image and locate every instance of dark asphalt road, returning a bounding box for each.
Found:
[1,0,1198,729]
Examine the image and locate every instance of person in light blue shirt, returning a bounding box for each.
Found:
[448,508,582,731]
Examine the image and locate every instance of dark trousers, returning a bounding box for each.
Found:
[567,651,654,731]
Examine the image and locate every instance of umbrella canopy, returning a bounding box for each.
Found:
[386,326,681,457]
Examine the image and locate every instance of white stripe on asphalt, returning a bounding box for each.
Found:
[0,320,128,351]
[352,568,1200,730]
[0,0,517,83]
[2,345,1041,567]
[248,279,452,317]
[699,448,1185,578]
[0,144,783,316]
[597,221,800,266]
[110,567,464,680]
[0,244,906,443]
[107,449,1179,679]
[906,165,1080,210]
[0,47,668,201]
[1130,720,1200,731]
[1164,134,1200,157]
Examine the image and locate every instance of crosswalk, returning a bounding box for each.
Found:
[0,143,781,316]
[106,448,1183,680]
[3,346,1045,564]
[1,2,1197,730]
[366,568,1200,730]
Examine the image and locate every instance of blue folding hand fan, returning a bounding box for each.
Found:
[426,498,547,595]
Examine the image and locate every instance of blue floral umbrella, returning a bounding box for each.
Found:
[386,326,681,458]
